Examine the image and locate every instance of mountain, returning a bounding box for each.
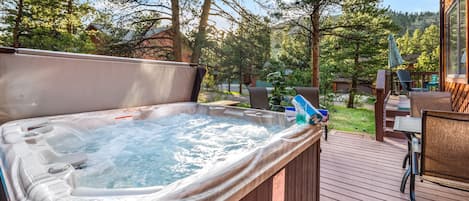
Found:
[388,11,439,35]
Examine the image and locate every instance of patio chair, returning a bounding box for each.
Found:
[247,87,269,110]
[407,110,469,201]
[402,92,453,168]
[294,87,329,140]
[426,74,439,91]
[397,70,428,93]
[293,87,320,108]
[410,92,452,117]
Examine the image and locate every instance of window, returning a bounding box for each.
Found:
[446,0,467,77]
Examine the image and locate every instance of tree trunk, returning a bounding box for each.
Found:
[190,0,211,64]
[347,75,358,108]
[67,0,73,33]
[310,5,320,87]
[171,0,183,62]
[228,79,231,92]
[13,0,24,48]
[347,43,360,108]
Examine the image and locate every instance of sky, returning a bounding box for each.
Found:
[382,0,439,12]
[241,0,440,18]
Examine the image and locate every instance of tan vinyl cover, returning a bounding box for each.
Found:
[0,49,197,124]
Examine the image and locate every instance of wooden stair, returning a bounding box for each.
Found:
[383,95,410,139]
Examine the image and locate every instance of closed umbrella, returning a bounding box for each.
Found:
[388,34,405,93]
[388,34,404,68]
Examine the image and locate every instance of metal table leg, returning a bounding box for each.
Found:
[409,144,419,201]
[400,167,410,193]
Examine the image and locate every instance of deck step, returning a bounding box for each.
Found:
[385,117,395,128]
[386,109,409,118]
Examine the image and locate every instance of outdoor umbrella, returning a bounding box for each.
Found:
[388,34,404,68]
[388,34,405,93]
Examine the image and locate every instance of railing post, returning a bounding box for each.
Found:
[375,70,386,142]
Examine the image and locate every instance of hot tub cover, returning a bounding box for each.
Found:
[0,48,199,124]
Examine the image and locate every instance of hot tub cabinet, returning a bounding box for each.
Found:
[0,48,321,201]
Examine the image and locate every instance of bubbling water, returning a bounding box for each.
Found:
[48,113,283,189]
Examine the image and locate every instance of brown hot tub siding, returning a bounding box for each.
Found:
[240,133,321,201]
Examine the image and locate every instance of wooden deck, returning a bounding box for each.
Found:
[320,131,469,201]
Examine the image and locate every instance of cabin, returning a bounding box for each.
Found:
[441,0,469,113]
[87,24,192,62]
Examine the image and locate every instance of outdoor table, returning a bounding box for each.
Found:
[394,116,421,133]
[394,116,421,201]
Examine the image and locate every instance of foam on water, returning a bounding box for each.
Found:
[47,113,283,189]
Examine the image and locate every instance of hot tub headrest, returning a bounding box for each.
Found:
[0,48,205,124]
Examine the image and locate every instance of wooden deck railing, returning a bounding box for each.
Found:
[375,70,438,142]
[374,70,391,142]
[390,71,439,91]
[409,71,439,88]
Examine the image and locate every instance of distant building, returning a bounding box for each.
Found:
[87,24,192,62]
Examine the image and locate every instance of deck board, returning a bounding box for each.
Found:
[320,131,469,201]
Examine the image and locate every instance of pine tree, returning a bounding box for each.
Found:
[1,0,95,52]
[322,0,397,108]
[276,0,342,87]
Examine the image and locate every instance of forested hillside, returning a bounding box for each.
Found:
[388,11,439,35]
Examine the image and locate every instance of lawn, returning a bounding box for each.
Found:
[328,106,375,135]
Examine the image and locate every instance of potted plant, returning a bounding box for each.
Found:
[266,71,287,112]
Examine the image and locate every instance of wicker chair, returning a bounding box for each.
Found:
[247,87,269,110]
[293,87,328,140]
[407,110,469,200]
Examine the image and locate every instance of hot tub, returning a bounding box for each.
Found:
[0,102,321,201]
[0,48,321,201]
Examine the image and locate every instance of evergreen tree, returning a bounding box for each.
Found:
[322,0,397,108]
[396,25,439,71]
[1,0,95,52]
[218,17,271,93]
[276,0,342,87]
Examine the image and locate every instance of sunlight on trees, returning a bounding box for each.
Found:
[397,25,440,72]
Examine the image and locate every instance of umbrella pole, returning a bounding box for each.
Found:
[390,69,394,95]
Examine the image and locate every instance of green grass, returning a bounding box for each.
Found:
[328,106,375,135]
[236,102,251,108]
[221,91,242,96]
